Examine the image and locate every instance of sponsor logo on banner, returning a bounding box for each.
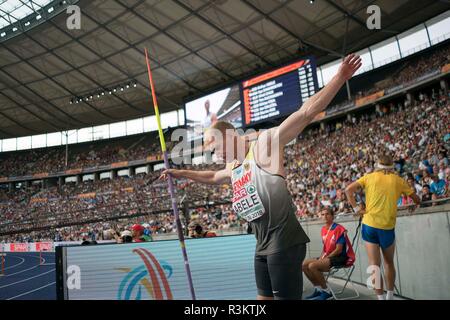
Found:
[33,172,49,179]
[117,248,173,300]
[356,90,384,106]
[441,63,450,74]
[77,192,96,199]
[96,165,110,171]
[313,111,326,122]
[111,161,129,168]
[146,155,162,162]
[385,84,404,95]
[36,242,53,252]
[128,159,144,166]
[414,70,440,82]
[65,168,82,175]
[10,243,29,252]
[326,102,354,115]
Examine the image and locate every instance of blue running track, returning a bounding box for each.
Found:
[0,252,56,300]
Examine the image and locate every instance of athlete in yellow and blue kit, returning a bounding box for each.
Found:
[345,152,420,300]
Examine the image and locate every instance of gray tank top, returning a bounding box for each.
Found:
[231,142,310,255]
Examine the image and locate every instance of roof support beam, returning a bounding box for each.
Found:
[0,51,88,128]
[9,1,126,118]
[325,0,400,38]
[0,75,65,130]
[0,99,39,134]
[2,0,297,99]
[0,41,115,123]
[241,0,342,58]
[114,1,236,83]
[346,0,439,52]
[172,0,273,67]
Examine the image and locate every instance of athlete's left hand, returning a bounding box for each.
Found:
[337,54,362,81]
[353,204,365,218]
[355,209,365,218]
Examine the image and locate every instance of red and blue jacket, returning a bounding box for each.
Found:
[321,223,356,267]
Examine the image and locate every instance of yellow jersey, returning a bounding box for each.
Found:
[357,171,414,230]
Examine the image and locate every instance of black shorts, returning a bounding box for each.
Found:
[254,243,307,300]
[315,255,347,268]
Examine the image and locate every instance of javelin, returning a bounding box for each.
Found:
[144,48,196,300]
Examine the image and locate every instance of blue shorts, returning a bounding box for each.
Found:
[362,224,395,249]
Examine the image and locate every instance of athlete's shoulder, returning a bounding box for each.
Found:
[357,171,374,184]
[226,161,238,171]
[366,170,394,180]
[255,127,278,141]
[333,223,346,232]
[388,172,405,185]
[366,171,380,177]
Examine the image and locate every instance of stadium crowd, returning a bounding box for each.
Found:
[288,92,449,220]
[1,90,448,242]
[0,133,166,177]
[1,44,448,178]
[0,44,449,243]
[355,43,450,98]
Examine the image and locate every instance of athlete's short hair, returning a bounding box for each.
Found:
[208,121,235,133]
[377,151,394,167]
[321,206,334,216]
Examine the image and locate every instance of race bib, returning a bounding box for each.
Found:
[231,162,266,222]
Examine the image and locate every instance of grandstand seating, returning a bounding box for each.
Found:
[1,42,449,243]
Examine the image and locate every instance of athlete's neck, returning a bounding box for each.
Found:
[235,136,250,163]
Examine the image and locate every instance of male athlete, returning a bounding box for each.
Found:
[346,152,420,300]
[161,54,362,299]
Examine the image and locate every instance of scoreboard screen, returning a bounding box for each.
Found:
[240,57,318,126]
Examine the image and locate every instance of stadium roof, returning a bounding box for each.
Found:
[0,0,54,29]
[0,0,448,139]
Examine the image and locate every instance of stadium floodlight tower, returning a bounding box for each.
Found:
[63,127,102,167]
[63,130,76,167]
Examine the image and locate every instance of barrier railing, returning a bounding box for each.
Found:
[2,197,448,241]
[55,202,450,300]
